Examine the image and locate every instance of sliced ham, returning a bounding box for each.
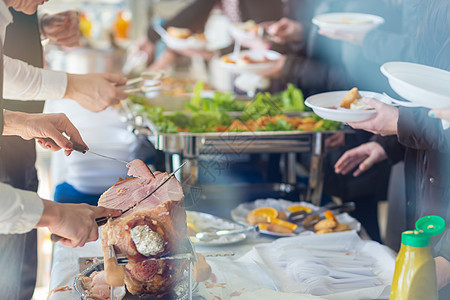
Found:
[126,159,155,179]
[98,160,189,297]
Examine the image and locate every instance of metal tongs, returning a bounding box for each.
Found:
[123,70,167,94]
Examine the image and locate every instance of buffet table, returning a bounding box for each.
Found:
[48,231,395,300]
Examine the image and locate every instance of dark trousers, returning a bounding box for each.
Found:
[0,136,39,299]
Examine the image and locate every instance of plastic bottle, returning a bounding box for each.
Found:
[114,9,131,39]
[79,12,92,38]
[390,215,445,300]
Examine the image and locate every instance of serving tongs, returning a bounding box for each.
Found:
[288,202,356,225]
[123,70,167,94]
[194,224,260,242]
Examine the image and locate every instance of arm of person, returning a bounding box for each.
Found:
[429,108,450,122]
[276,53,350,95]
[2,110,87,155]
[435,256,450,290]
[39,10,80,47]
[334,141,388,177]
[0,183,121,247]
[397,107,450,153]
[4,55,128,112]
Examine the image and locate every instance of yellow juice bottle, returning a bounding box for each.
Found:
[390,215,445,300]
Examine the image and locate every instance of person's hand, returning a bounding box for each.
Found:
[335,141,387,177]
[40,11,80,47]
[435,256,450,290]
[3,110,87,156]
[65,73,128,112]
[147,49,178,71]
[37,200,121,247]
[429,108,450,122]
[318,29,366,45]
[267,18,303,44]
[259,55,286,79]
[347,98,398,136]
[324,132,346,152]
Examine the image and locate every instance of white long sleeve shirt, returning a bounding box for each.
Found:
[0,1,66,233]
[0,183,43,234]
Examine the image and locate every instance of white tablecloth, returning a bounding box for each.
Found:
[48,231,395,300]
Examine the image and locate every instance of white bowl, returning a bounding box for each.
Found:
[380,62,450,109]
[219,49,281,73]
[305,91,389,122]
[313,12,384,33]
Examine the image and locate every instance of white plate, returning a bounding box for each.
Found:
[313,12,384,33]
[230,198,360,237]
[162,35,207,51]
[219,50,281,73]
[229,22,261,43]
[381,62,450,108]
[305,90,390,122]
[187,211,247,246]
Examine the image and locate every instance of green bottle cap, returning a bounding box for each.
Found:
[401,216,446,247]
[401,230,431,247]
[415,215,445,236]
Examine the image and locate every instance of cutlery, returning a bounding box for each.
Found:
[194,224,259,242]
[37,138,129,164]
[288,201,355,224]
[50,162,186,242]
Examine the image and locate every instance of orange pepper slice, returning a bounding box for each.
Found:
[286,205,313,213]
[268,218,298,231]
[324,210,338,224]
[257,223,269,231]
[251,207,278,218]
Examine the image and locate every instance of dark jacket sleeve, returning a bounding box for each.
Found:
[281,54,350,97]
[362,30,416,65]
[397,107,450,153]
[147,0,218,42]
[371,135,405,165]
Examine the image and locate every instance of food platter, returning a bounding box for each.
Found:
[219,50,281,73]
[231,198,360,237]
[380,62,450,108]
[305,90,391,122]
[312,12,384,33]
[74,261,198,300]
[187,211,247,246]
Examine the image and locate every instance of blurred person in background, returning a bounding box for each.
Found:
[133,0,286,71]
[260,0,397,242]
[325,0,450,296]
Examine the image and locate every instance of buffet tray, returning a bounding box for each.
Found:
[121,104,340,156]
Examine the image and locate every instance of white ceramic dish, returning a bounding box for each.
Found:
[305,90,390,122]
[230,198,360,237]
[312,12,384,33]
[219,50,281,73]
[187,211,247,246]
[381,62,450,108]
